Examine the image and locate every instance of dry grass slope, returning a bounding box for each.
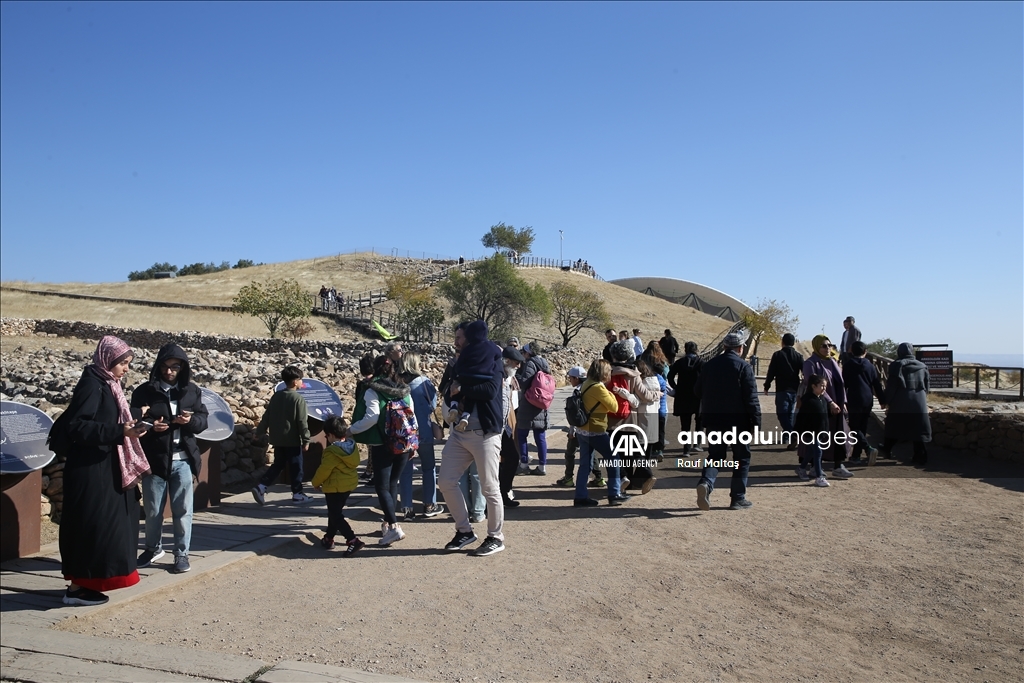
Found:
[1,254,734,349]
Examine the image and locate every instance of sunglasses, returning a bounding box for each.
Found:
[163,363,183,371]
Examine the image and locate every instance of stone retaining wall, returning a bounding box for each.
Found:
[929,411,1024,463]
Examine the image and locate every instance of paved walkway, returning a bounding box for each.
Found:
[1,486,423,682]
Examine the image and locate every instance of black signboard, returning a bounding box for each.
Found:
[274,378,344,421]
[196,388,235,442]
[916,350,953,389]
[0,401,56,474]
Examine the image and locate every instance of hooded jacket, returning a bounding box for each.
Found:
[516,354,552,430]
[129,343,209,478]
[884,343,932,442]
[351,376,412,446]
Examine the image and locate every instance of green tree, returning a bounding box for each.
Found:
[231,278,311,338]
[549,281,610,347]
[481,222,536,255]
[233,259,256,269]
[178,261,231,277]
[127,262,178,281]
[740,298,799,359]
[866,338,898,359]
[437,254,551,339]
[385,273,445,337]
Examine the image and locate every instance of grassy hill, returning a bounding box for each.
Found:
[1,253,734,351]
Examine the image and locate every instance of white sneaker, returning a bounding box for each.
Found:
[812,476,830,487]
[291,492,314,503]
[832,465,854,479]
[379,524,406,546]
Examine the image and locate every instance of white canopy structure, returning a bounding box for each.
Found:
[610,276,751,322]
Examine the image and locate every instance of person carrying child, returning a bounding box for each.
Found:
[445,320,503,433]
[795,374,832,487]
[311,416,364,555]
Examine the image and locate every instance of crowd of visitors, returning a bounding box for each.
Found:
[50,313,929,601]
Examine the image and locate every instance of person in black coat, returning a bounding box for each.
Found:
[658,329,680,364]
[763,333,803,448]
[841,341,886,465]
[693,333,761,511]
[882,342,932,466]
[667,341,704,454]
[793,374,832,486]
[130,343,209,574]
[60,336,152,606]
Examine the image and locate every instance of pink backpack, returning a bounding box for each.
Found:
[525,369,556,410]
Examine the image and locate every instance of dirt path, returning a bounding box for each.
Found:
[60,400,1024,682]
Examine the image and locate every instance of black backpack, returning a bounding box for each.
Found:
[564,383,596,428]
[46,408,74,459]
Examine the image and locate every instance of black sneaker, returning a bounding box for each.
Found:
[63,586,109,606]
[729,498,753,510]
[573,498,599,507]
[502,497,521,508]
[171,555,191,574]
[137,549,165,567]
[444,531,478,551]
[608,494,631,506]
[469,536,505,557]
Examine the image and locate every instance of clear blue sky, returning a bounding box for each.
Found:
[2,2,1021,355]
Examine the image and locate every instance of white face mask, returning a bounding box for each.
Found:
[504,362,517,378]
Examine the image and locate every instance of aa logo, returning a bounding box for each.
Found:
[610,424,648,457]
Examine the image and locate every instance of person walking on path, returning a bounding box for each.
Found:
[556,366,587,487]
[437,320,507,557]
[252,366,312,505]
[58,335,152,606]
[499,345,525,508]
[311,416,364,556]
[515,341,552,476]
[842,341,886,465]
[668,341,703,455]
[131,343,209,574]
[694,332,761,511]
[397,351,444,519]
[659,329,680,365]
[572,359,623,507]
[798,335,855,480]
[350,355,413,546]
[840,316,862,364]
[764,333,803,449]
[607,340,658,494]
[881,342,931,466]
[794,374,833,487]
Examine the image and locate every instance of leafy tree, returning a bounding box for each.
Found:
[549,281,610,347]
[437,254,551,339]
[866,338,898,359]
[127,262,178,281]
[481,222,536,255]
[232,278,311,338]
[178,261,231,277]
[739,298,799,359]
[233,259,256,269]
[385,273,445,337]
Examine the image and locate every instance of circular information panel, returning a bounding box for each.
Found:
[274,378,344,421]
[196,388,235,442]
[0,401,56,475]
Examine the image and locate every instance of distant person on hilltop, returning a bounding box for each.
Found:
[764,333,804,450]
[318,285,329,311]
[840,316,861,363]
[659,329,680,364]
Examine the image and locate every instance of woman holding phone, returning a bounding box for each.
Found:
[59,336,153,606]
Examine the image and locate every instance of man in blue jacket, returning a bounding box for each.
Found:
[694,332,761,511]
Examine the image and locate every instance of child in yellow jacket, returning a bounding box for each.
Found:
[311,416,362,555]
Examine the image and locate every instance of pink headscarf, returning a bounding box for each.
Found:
[91,336,151,490]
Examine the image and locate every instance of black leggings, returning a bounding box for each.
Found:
[371,445,408,524]
[324,492,355,542]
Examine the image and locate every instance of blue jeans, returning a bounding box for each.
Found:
[458,461,485,518]
[142,460,194,557]
[517,428,549,466]
[775,391,797,440]
[575,432,620,502]
[400,441,438,510]
[698,441,751,502]
[259,445,304,494]
[805,443,824,478]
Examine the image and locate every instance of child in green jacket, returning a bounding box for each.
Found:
[311,416,363,555]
